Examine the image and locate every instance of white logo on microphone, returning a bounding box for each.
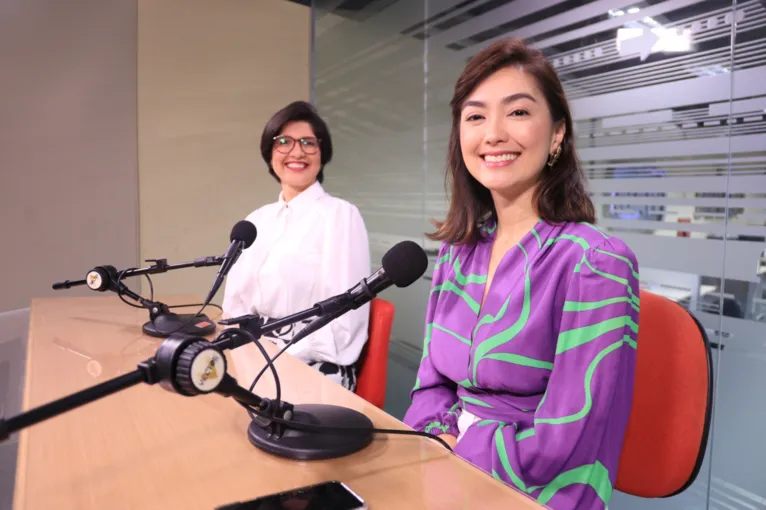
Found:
[190,349,225,392]
[86,270,102,290]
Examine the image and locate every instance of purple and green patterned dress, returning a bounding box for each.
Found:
[403,220,640,510]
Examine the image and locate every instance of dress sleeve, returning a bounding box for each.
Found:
[403,242,461,437]
[455,238,640,509]
[285,203,371,365]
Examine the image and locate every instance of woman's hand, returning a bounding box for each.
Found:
[438,433,458,450]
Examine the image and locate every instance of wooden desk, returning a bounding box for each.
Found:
[13,296,544,509]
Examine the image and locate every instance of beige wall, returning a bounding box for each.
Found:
[138,0,310,304]
[0,0,139,504]
[0,0,309,503]
[0,0,310,313]
[0,0,140,313]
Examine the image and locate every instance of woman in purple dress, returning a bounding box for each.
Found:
[403,38,640,510]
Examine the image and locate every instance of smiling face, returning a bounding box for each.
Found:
[271,121,322,201]
[459,66,565,201]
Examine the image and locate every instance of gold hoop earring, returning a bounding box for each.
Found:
[547,144,562,168]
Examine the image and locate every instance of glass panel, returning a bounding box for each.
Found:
[311,0,428,417]
[0,308,30,510]
[311,1,766,507]
[709,0,766,508]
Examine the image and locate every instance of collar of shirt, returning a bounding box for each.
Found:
[277,180,326,216]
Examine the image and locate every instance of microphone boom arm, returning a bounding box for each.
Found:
[52,256,222,291]
[0,370,145,442]
[0,334,265,443]
[52,257,225,338]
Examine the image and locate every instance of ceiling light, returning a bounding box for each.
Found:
[617,27,692,60]
[642,16,661,27]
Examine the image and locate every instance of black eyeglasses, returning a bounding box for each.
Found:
[272,135,320,155]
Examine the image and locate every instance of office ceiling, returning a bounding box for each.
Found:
[295,0,765,64]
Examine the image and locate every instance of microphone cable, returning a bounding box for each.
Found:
[115,268,155,309]
[235,328,453,453]
[245,308,346,420]
[218,327,283,413]
[248,307,346,394]
[237,399,454,452]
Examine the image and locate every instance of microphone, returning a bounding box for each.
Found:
[0,327,453,456]
[203,220,258,305]
[51,220,257,339]
[226,241,429,461]
[218,240,429,352]
[0,241,445,460]
[313,240,428,315]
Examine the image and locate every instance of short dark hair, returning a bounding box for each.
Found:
[429,38,595,245]
[260,100,333,184]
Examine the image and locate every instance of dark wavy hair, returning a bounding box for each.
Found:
[260,100,333,184]
[429,38,595,245]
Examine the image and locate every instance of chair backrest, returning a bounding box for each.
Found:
[355,298,395,409]
[615,291,713,498]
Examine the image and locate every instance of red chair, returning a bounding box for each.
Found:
[616,291,713,498]
[355,298,395,409]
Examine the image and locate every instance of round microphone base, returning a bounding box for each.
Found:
[142,313,216,338]
[248,404,374,461]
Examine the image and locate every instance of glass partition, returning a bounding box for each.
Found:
[709,2,766,508]
[311,0,766,507]
[311,0,429,418]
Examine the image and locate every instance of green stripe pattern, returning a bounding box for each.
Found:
[413,224,638,508]
[482,233,638,506]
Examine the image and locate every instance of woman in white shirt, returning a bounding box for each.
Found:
[222,101,371,391]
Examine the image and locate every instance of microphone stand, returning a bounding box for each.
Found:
[218,306,374,461]
[52,257,223,338]
[36,241,430,460]
[0,307,375,462]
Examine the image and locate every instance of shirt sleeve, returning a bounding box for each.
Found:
[285,202,371,366]
[221,258,248,318]
[454,238,640,509]
[403,242,461,437]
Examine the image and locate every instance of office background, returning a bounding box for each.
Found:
[1,0,764,509]
[308,0,766,509]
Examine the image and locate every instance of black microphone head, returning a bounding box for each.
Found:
[230,220,257,248]
[381,240,429,288]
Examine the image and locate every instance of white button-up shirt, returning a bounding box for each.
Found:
[222,181,371,367]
